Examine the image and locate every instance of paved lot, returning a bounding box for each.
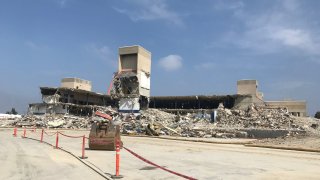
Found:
[2,128,320,180]
[0,129,104,180]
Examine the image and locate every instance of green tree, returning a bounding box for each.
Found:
[315,111,320,119]
[5,108,18,115]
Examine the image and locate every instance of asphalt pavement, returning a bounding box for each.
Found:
[2,128,320,180]
[0,129,105,180]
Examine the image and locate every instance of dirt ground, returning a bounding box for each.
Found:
[251,133,320,150]
[249,116,320,150]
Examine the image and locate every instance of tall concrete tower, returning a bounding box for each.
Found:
[237,79,263,100]
[111,45,151,114]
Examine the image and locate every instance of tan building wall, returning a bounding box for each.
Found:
[237,80,263,99]
[137,51,151,74]
[118,45,151,98]
[61,78,92,91]
[237,79,264,105]
[237,80,258,95]
[265,101,307,117]
[118,45,151,73]
[236,79,307,116]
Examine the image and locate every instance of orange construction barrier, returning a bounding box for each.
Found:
[22,128,26,138]
[81,135,87,159]
[13,128,17,137]
[19,129,90,161]
[55,132,59,149]
[111,139,123,179]
[40,129,44,143]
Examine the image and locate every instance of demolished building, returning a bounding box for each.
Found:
[27,46,307,119]
[237,79,307,117]
[110,45,151,114]
[29,78,116,116]
[29,85,247,118]
[148,95,249,120]
[28,77,252,118]
[28,80,307,121]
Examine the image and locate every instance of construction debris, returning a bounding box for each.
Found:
[0,114,22,120]
[2,103,319,139]
[1,106,117,129]
[215,103,297,129]
[110,72,139,99]
[121,104,319,138]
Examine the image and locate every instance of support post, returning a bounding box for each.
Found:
[22,128,26,138]
[111,139,123,179]
[55,132,59,149]
[40,129,44,143]
[81,135,87,159]
[13,128,17,137]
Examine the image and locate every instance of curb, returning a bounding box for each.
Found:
[244,144,320,153]
[124,135,320,153]
[24,137,113,180]
[155,136,253,145]
[123,134,254,145]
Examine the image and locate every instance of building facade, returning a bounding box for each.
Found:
[112,45,152,113]
[28,78,116,116]
[237,79,307,117]
[265,101,307,117]
[61,78,92,91]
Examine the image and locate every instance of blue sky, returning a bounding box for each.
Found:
[0,0,319,115]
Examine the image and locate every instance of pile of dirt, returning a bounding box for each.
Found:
[250,133,320,150]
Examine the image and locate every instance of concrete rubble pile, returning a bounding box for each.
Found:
[110,72,139,99]
[3,106,117,129]
[122,108,178,136]
[2,103,318,139]
[5,114,92,129]
[122,108,215,137]
[215,103,301,130]
[122,108,245,138]
[121,103,317,138]
[0,114,22,127]
[0,117,22,127]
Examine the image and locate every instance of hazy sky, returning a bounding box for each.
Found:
[0,0,319,115]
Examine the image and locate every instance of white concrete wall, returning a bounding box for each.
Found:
[0,114,21,119]
[29,104,47,114]
[42,95,60,103]
[119,98,140,115]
